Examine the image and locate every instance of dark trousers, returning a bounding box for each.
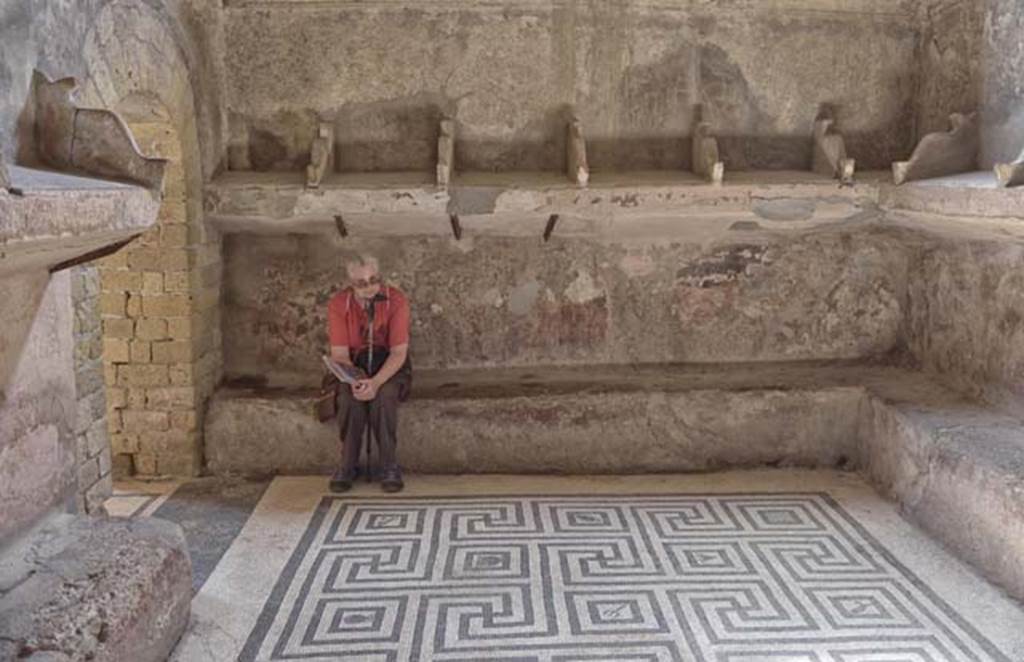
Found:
[336,372,410,472]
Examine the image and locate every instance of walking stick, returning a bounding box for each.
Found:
[363,293,384,482]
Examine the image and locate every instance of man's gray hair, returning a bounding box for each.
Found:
[345,253,380,275]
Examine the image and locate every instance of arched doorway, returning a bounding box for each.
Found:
[70,2,222,512]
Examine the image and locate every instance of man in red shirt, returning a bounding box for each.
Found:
[327,254,412,493]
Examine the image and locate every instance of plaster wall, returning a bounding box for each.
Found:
[222,221,907,386]
[914,0,984,139]
[905,229,1024,419]
[224,0,921,174]
[980,0,1024,167]
[0,272,76,542]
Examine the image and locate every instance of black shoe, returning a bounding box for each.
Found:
[329,466,359,493]
[380,466,404,493]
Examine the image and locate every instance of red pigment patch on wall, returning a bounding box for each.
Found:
[675,282,738,324]
[530,297,609,349]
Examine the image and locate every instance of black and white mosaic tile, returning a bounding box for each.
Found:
[240,494,1011,661]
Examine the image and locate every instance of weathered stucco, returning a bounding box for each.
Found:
[914,0,983,138]
[221,220,906,385]
[224,0,921,173]
[905,227,1024,418]
[0,272,76,543]
[980,0,1024,167]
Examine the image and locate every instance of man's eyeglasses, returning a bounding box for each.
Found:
[352,275,381,288]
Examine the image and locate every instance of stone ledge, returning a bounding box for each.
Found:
[881,171,1024,218]
[207,361,932,475]
[204,169,887,235]
[863,393,1024,603]
[0,166,160,275]
[0,515,191,662]
[208,383,866,475]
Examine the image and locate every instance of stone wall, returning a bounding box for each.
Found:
[0,1,223,498]
[224,0,921,174]
[0,272,76,542]
[222,221,907,386]
[905,226,1024,418]
[914,0,983,138]
[99,116,222,477]
[980,0,1024,167]
[71,266,113,513]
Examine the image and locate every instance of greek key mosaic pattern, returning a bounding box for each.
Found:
[240,494,1008,661]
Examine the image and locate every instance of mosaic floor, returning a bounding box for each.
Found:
[164,473,1024,662]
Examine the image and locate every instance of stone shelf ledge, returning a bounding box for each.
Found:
[205,169,889,235]
[0,165,160,275]
[880,170,1024,218]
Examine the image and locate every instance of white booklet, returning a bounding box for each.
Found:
[322,355,366,385]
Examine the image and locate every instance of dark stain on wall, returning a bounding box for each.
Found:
[676,244,770,289]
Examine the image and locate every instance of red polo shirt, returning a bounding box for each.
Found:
[327,286,411,356]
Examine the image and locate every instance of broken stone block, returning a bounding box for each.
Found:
[567,113,589,187]
[0,515,191,662]
[994,156,1024,188]
[305,121,335,188]
[32,71,167,194]
[692,122,725,184]
[813,107,855,184]
[892,112,979,185]
[437,118,455,188]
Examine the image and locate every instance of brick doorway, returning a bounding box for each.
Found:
[92,95,218,480]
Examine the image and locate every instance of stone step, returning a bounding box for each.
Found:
[863,392,1024,605]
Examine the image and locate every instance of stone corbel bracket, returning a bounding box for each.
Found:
[692,123,724,185]
[306,121,335,188]
[994,149,1024,188]
[813,107,855,184]
[33,71,166,196]
[437,118,455,188]
[892,112,979,185]
[567,112,589,187]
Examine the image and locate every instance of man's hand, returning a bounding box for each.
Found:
[352,379,379,402]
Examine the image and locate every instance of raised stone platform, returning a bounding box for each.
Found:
[0,515,192,662]
[205,360,1024,603]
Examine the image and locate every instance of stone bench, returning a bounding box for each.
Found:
[205,359,1024,603]
[863,390,1024,605]
[207,360,883,475]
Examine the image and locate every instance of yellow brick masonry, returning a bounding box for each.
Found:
[97,118,222,477]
